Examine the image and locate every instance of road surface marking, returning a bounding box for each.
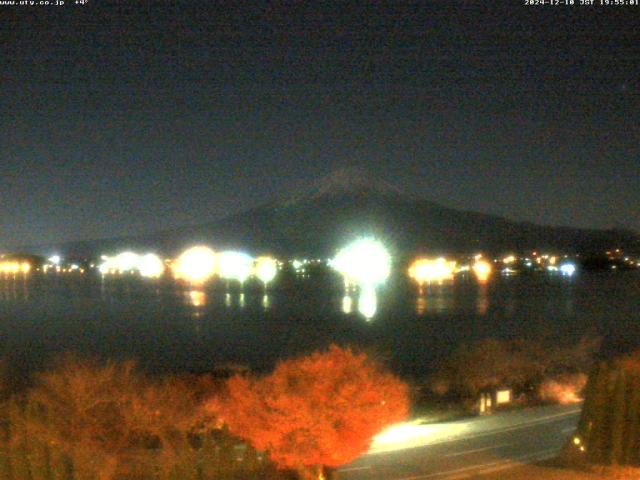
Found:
[443,443,510,458]
[443,409,581,442]
[562,426,576,433]
[447,447,560,479]
[395,447,559,480]
[338,466,371,472]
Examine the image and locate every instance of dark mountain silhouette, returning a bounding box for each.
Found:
[25,168,639,259]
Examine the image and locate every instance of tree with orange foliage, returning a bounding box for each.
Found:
[211,345,410,480]
[15,354,215,480]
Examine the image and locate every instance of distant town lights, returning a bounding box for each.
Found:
[472,260,492,283]
[173,246,217,284]
[331,238,391,287]
[99,251,166,277]
[254,256,278,287]
[113,251,140,272]
[217,251,254,284]
[560,263,576,276]
[138,253,165,278]
[0,261,31,275]
[408,257,457,285]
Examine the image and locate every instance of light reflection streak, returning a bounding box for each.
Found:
[342,295,353,314]
[358,286,377,320]
[188,290,206,308]
[416,296,427,315]
[476,283,489,315]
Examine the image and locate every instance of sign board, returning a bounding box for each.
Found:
[496,389,512,404]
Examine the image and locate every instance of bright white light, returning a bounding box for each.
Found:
[48,255,61,265]
[98,251,164,278]
[218,251,254,284]
[138,253,165,278]
[173,246,217,284]
[331,238,391,288]
[113,251,140,272]
[560,263,576,276]
[98,262,110,274]
[254,256,278,286]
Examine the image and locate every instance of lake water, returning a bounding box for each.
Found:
[0,270,638,379]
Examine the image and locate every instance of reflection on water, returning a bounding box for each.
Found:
[415,296,427,315]
[0,277,29,302]
[414,280,492,316]
[222,292,247,308]
[476,283,489,315]
[358,286,377,320]
[188,290,206,307]
[0,271,637,380]
[342,295,353,314]
[416,284,454,314]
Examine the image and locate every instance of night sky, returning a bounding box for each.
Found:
[1,1,638,248]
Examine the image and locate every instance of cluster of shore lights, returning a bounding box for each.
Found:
[172,246,278,287]
[408,258,457,286]
[408,257,494,288]
[0,261,31,275]
[330,238,391,319]
[99,252,165,278]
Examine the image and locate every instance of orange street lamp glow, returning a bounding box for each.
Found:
[408,257,456,286]
[472,260,492,283]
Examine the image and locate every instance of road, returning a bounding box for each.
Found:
[339,404,582,480]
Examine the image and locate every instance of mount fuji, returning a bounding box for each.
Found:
[30,168,639,258]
